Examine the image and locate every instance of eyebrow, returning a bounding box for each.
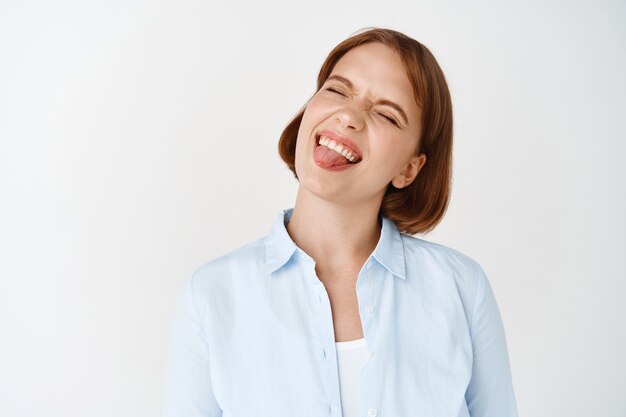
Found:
[326,74,409,126]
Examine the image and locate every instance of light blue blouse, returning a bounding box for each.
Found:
[163,207,518,417]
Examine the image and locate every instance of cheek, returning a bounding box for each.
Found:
[295,110,316,155]
[305,95,337,118]
[297,99,334,143]
[370,138,413,167]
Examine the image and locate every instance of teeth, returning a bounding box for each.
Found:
[319,136,358,162]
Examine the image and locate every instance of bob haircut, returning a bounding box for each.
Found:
[278,27,453,235]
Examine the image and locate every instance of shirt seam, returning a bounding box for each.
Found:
[189,271,211,346]
[470,262,486,331]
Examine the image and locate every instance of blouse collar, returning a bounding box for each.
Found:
[264,207,406,279]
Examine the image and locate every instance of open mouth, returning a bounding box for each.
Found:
[314,133,361,165]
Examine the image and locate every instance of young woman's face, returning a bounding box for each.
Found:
[294,42,427,206]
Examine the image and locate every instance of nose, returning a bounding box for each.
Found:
[335,101,367,131]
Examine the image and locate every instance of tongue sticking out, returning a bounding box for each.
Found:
[314,145,352,168]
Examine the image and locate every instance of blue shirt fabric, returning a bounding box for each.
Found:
[163,207,518,417]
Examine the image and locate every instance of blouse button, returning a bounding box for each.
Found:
[368,408,377,417]
[365,304,375,313]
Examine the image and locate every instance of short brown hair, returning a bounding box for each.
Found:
[278,27,453,235]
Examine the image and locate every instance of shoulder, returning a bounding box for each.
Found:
[400,233,486,301]
[401,233,484,275]
[188,237,266,298]
[400,233,493,327]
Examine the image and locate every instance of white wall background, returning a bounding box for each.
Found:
[1,0,625,416]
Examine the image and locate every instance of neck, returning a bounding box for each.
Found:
[285,188,382,274]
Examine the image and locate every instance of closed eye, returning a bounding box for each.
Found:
[326,87,399,127]
[378,113,399,126]
[326,87,345,96]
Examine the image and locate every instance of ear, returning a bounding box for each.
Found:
[391,153,427,189]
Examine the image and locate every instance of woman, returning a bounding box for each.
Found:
[163,27,519,417]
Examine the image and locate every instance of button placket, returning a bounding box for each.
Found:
[308,270,341,416]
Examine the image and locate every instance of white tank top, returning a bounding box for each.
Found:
[335,337,371,417]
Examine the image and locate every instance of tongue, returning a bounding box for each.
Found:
[314,145,351,168]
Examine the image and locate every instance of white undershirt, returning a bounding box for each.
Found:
[335,337,371,417]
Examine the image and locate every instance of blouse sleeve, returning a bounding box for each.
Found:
[163,274,222,417]
[465,264,519,417]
